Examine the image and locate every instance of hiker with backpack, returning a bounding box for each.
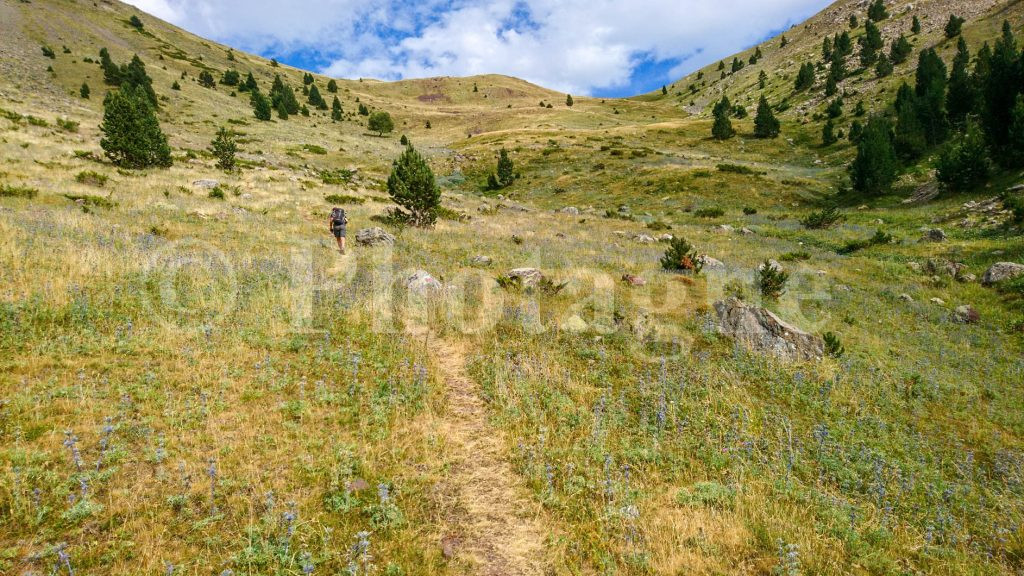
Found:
[329,207,348,254]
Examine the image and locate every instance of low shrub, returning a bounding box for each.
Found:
[801,206,844,229]
[694,207,725,218]
[675,482,735,510]
[780,251,811,262]
[64,193,116,208]
[837,230,894,254]
[324,193,365,205]
[0,184,38,199]
[75,170,109,187]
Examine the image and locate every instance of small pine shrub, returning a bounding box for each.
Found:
[743,206,758,215]
[757,260,789,300]
[208,186,225,199]
[801,206,844,229]
[823,332,845,357]
[660,237,703,273]
[41,45,56,59]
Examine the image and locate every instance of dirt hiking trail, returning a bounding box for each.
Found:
[431,336,550,576]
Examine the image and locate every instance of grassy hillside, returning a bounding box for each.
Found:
[2,0,1024,575]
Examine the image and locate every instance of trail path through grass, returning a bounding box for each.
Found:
[431,336,549,575]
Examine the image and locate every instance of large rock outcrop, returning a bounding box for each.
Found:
[714,297,824,361]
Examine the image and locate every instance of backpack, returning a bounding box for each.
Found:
[330,207,347,227]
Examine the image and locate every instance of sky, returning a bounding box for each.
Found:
[124,0,832,97]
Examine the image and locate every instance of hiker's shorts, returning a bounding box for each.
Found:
[332,226,346,238]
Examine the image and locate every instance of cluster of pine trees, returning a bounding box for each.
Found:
[710,94,780,140]
[852,21,1024,196]
[98,48,158,108]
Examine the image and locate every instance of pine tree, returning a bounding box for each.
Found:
[331,96,342,121]
[220,69,240,86]
[822,119,837,145]
[250,89,272,121]
[825,73,838,97]
[368,110,394,136]
[731,57,744,73]
[795,62,815,91]
[565,94,574,107]
[937,121,990,190]
[827,97,844,118]
[717,61,725,71]
[80,82,90,99]
[889,34,912,64]
[876,58,894,78]
[210,127,237,171]
[100,84,171,168]
[860,20,884,66]
[830,50,847,81]
[198,70,216,88]
[944,15,965,39]
[712,96,735,140]
[1007,95,1024,167]
[100,48,120,85]
[780,35,789,48]
[496,148,515,187]
[327,79,338,93]
[303,72,314,85]
[849,119,863,142]
[758,70,768,90]
[946,37,974,127]
[358,103,369,116]
[849,116,897,195]
[241,72,258,93]
[121,54,158,107]
[129,14,144,29]
[911,15,922,34]
[915,48,948,146]
[823,36,834,61]
[661,85,668,96]
[269,75,299,116]
[894,83,927,161]
[980,22,1020,155]
[387,144,441,227]
[308,85,325,109]
[171,80,180,90]
[867,0,888,21]
[753,96,780,138]
[835,31,853,57]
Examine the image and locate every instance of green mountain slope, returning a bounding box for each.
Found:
[3,0,1024,575]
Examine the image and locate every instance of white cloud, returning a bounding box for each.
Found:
[123,0,831,95]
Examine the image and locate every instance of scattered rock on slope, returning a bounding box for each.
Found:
[952,305,980,324]
[407,270,442,294]
[714,297,823,361]
[355,227,396,246]
[982,262,1024,285]
[506,267,543,288]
